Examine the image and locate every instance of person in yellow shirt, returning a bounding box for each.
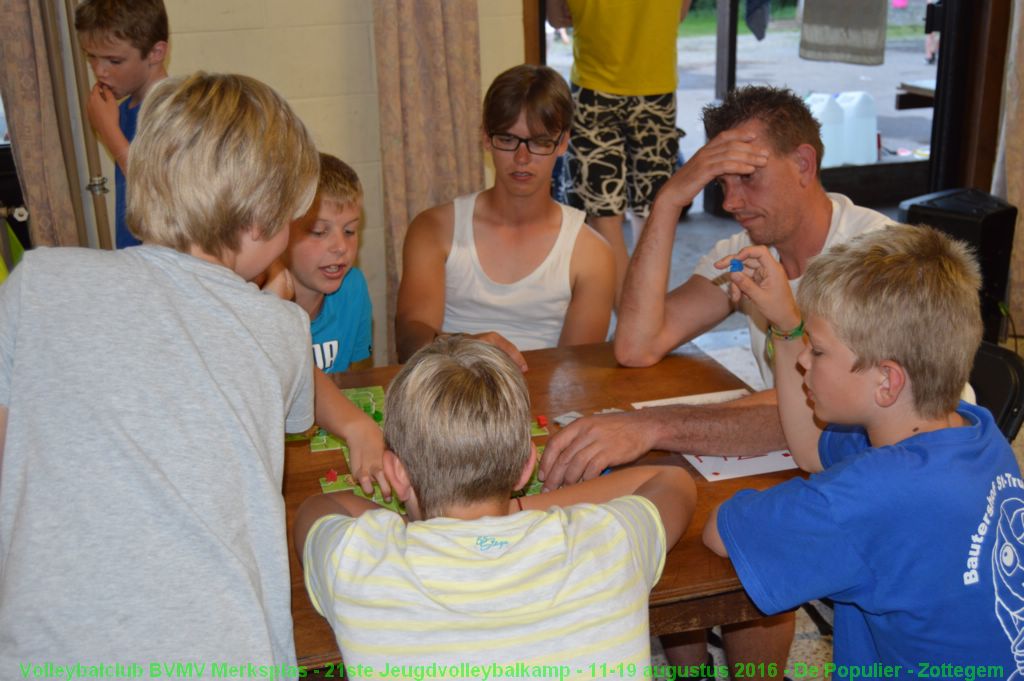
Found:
[548,0,691,305]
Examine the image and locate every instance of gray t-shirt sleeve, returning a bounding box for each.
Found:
[284,305,316,434]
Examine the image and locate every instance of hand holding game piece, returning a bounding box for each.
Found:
[715,246,800,331]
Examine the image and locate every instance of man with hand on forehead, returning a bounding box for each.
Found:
[541,85,890,679]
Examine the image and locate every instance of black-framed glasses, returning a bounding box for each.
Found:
[488,131,565,156]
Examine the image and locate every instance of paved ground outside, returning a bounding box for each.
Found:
[546,7,937,169]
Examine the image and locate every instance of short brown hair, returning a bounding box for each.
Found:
[798,224,983,418]
[127,73,318,257]
[703,85,825,171]
[75,0,168,56]
[318,153,362,208]
[483,64,572,137]
[384,336,532,519]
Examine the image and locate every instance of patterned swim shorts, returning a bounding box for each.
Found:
[564,85,682,219]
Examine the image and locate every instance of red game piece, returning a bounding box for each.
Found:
[537,415,548,428]
[326,468,339,483]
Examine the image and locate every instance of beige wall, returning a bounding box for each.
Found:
[160,0,523,366]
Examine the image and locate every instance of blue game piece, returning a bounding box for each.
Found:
[729,258,743,273]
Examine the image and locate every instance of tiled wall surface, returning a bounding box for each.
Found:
[164,0,524,365]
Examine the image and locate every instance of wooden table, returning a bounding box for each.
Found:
[284,342,802,669]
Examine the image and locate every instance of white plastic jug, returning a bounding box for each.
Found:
[835,91,878,165]
[804,93,844,168]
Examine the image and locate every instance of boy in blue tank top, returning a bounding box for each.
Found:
[75,0,169,249]
[704,224,1021,674]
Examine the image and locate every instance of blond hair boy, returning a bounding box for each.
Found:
[295,336,695,673]
[0,72,323,665]
[75,0,169,249]
[703,224,1021,670]
[261,153,385,495]
[266,153,372,373]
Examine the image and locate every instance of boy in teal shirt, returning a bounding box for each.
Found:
[265,153,372,372]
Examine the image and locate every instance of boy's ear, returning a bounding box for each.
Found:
[382,450,413,502]
[514,443,538,492]
[244,223,264,243]
[146,40,168,66]
[875,360,907,408]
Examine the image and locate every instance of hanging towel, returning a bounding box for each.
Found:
[799,0,888,65]
[746,0,772,41]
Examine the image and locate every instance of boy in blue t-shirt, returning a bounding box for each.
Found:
[267,153,372,373]
[703,224,1021,674]
[75,0,169,249]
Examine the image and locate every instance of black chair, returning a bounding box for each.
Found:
[970,341,1024,441]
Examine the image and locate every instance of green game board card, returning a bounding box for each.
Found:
[287,427,346,452]
[530,419,549,437]
[309,429,345,453]
[342,385,386,425]
[285,386,385,450]
[320,473,405,514]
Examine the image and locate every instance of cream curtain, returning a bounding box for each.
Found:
[994,0,1023,327]
[373,0,486,361]
[0,0,81,247]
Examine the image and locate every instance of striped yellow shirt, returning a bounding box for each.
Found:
[303,496,666,680]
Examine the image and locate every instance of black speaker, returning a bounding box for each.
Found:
[898,188,1017,343]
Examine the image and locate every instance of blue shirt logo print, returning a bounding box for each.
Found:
[476,536,509,551]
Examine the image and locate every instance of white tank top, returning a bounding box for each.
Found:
[442,192,585,351]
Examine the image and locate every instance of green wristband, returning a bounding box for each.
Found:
[766,319,805,361]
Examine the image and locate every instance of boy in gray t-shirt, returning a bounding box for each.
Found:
[0,73,372,670]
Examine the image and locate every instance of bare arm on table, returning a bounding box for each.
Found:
[539,390,787,489]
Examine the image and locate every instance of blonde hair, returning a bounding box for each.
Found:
[127,73,318,256]
[797,224,982,418]
[74,0,168,56]
[384,336,532,518]
[318,153,362,208]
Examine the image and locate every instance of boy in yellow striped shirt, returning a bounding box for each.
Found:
[294,336,695,678]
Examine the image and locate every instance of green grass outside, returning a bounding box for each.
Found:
[679,7,926,41]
